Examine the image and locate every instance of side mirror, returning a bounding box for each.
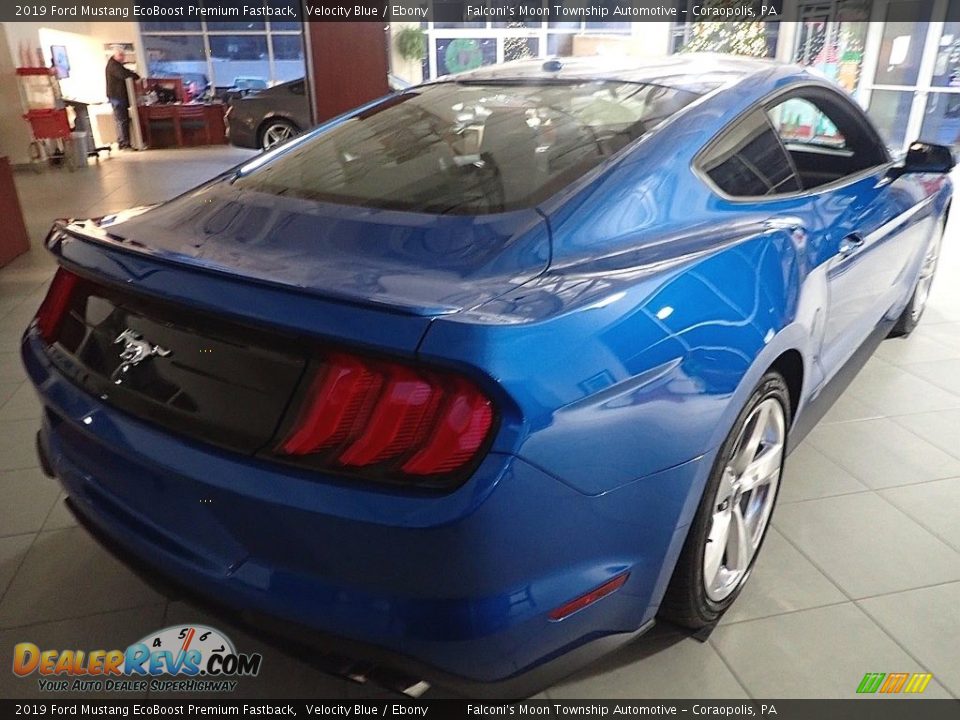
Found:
[901,141,955,174]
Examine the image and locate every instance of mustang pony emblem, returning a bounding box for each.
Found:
[112,329,171,384]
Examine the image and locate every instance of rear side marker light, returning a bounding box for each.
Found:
[548,572,630,621]
[36,268,80,343]
[279,353,495,481]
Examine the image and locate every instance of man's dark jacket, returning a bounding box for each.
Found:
[106,57,140,102]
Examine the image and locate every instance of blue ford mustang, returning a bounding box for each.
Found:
[22,55,953,694]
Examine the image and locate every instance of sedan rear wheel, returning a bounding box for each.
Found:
[260,119,298,150]
[660,371,790,629]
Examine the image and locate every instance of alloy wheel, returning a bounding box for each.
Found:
[703,397,785,602]
[262,123,294,149]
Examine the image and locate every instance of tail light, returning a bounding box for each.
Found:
[276,352,496,487]
[35,268,81,344]
[33,267,497,487]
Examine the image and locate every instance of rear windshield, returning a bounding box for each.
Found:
[233,81,703,214]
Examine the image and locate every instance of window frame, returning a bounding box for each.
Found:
[697,108,802,198]
[693,81,894,203]
[138,17,305,90]
[420,20,636,80]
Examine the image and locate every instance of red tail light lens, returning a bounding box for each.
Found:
[35,268,80,343]
[278,352,495,485]
[281,354,382,455]
[401,379,494,475]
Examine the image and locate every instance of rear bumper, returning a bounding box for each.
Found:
[55,490,655,698]
[23,329,698,690]
[226,115,258,149]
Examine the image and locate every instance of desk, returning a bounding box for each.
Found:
[138,104,227,148]
[0,157,30,268]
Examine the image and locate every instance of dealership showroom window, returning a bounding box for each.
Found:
[1,1,960,714]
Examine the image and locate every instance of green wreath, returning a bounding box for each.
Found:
[444,39,484,75]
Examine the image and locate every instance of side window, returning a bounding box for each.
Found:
[768,98,846,149]
[699,110,801,197]
[765,91,888,190]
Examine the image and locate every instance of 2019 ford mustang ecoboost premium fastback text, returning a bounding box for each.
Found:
[22,55,953,694]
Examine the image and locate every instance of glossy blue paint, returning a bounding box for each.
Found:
[94,188,551,317]
[22,55,952,688]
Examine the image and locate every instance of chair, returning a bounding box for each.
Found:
[143,104,181,148]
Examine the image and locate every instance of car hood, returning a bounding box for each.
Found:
[91,179,551,317]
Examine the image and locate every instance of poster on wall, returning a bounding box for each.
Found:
[104,42,136,65]
[50,45,69,79]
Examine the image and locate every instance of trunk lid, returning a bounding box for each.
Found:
[47,273,309,455]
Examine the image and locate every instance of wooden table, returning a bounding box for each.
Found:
[138,104,227,148]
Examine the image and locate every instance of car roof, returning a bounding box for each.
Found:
[448,53,793,94]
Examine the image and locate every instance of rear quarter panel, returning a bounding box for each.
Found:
[422,71,951,507]
[419,222,818,505]
[420,71,831,507]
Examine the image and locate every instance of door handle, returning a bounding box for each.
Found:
[839,233,865,258]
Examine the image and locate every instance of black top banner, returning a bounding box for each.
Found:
[4,1,800,24]
[1,699,959,719]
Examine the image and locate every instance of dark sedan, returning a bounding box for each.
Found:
[225,77,311,150]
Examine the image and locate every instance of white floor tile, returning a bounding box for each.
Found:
[720,528,846,624]
[774,492,960,598]
[780,442,869,503]
[859,582,960,697]
[711,604,953,698]
[806,417,960,489]
[0,527,165,628]
[880,477,960,552]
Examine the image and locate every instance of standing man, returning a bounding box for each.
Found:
[105,45,140,149]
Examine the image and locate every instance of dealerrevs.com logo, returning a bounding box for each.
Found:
[12,625,262,693]
[856,672,933,694]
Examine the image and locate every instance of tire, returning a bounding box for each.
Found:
[888,215,946,338]
[660,372,791,629]
[259,119,299,150]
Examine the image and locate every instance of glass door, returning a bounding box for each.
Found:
[794,0,870,94]
[919,0,960,148]
[864,0,937,150]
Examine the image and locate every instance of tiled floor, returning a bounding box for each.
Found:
[2,147,960,699]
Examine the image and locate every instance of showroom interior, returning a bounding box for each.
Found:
[1,0,960,702]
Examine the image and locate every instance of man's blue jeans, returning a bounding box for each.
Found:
[110,98,131,147]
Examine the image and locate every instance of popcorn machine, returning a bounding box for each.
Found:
[16,66,83,170]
